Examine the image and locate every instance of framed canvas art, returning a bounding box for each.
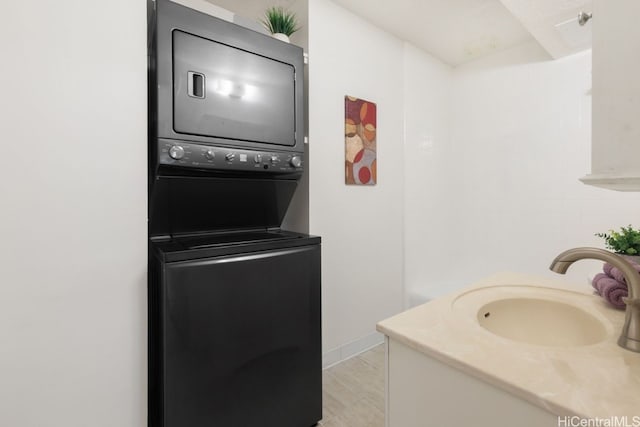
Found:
[345,96,377,185]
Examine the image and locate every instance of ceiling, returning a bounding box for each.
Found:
[330,0,592,66]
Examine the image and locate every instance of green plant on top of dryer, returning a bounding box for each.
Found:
[260,6,300,43]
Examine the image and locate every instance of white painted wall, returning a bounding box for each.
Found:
[591,0,640,176]
[0,1,147,426]
[433,41,640,294]
[402,44,453,305]
[308,0,405,357]
[176,0,234,21]
[583,0,640,190]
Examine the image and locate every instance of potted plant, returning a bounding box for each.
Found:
[261,6,300,43]
[596,225,640,262]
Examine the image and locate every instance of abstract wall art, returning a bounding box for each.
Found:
[345,96,377,185]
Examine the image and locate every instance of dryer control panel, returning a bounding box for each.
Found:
[157,139,303,174]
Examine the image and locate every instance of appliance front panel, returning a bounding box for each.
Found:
[172,30,296,147]
[160,244,321,426]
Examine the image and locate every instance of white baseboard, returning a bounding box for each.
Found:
[322,332,384,369]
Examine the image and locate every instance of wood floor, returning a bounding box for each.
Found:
[318,344,385,427]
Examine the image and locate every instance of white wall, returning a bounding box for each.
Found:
[0,1,147,426]
[591,0,640,177]
[434,41,640,292]
[308,0,406,359]
[402,44,453,305]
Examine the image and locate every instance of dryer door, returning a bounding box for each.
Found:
[172,30,296,147]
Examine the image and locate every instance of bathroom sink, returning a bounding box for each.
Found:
[477,297,607,346]
[452,285,612,347]
[377,273,639,423]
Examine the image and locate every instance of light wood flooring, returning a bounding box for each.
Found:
[318,344,385,427]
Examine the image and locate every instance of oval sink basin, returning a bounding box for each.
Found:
[478,297,608,347]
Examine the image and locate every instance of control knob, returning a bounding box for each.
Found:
[168,145,185,160]
[254,154,262,164]
[225,153,235,161]
[270,155,278,165]
[290,156,302,168]
[204,149,215,160]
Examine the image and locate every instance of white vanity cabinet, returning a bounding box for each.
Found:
[581,0,640,191]
[384,338,556,427]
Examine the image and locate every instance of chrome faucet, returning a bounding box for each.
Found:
[550,247,640,353]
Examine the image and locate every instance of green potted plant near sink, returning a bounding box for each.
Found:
[261,6,300,43]
[596,224,640,263]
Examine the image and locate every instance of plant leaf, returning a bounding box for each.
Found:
[261,6,300,36]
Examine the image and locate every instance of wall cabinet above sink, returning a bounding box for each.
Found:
[581,0,640,191]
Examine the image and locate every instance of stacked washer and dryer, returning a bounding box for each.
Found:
[147,1,321,426]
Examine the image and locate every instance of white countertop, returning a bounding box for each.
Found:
[376,272,640,418]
